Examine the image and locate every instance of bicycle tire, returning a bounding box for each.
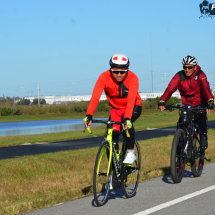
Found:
[191,138,204,177]
[93,140,111,206]
[170,129,186,183]
[121,141,141,198]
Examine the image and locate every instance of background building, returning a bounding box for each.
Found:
[24,92,181,104]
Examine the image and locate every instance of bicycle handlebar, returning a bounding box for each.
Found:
[165,105,207,112]
[84,119,130,137]
[91,119,123,125]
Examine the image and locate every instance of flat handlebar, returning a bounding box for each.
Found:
[165,105,207,112]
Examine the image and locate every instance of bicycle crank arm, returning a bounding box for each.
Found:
[204,156,211,162]
[125,168,137,176]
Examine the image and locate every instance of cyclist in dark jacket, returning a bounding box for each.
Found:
[158,55,214,150]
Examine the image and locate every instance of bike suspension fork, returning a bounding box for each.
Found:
[184,127,191,156]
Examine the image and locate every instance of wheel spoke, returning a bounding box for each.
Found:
[93,141,111,206]
[121,141,141,198]
[191,137,204,177]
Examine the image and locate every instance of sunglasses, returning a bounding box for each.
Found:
[111,69,127,75]
[183,66,194,70]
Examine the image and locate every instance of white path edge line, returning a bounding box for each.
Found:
[134,185,215,215]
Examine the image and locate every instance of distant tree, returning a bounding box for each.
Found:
[40,99,46,104]
[17,99,30,105]
[166,97,181,106]
[32,98,46,105]
[32,98,38,105]
[6,96,13,101]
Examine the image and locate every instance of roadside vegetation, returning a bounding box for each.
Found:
[0,129,215,214]
[0,97,179,118]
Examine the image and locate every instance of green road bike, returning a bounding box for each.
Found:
[84,119,141,206]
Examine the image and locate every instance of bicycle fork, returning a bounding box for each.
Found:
[97,140,122,178]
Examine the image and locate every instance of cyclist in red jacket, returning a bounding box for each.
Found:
[158,55,214,150]
[84,54,142,164]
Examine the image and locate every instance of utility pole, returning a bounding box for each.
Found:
[14,87,22,103]
[213,71,214,92]
[150,33,153,93]
[213,71,215,97]
[37,83,40,107]
[157,71,174,91]
[65,83,74,105]
[156,72,166,91]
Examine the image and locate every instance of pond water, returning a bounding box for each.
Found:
[0,118,106,137]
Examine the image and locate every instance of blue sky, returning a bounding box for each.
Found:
[1,0,215,98]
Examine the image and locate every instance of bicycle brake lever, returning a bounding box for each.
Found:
[83,125,92,134]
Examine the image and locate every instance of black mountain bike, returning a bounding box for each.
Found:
[165,104,210,183]
[84,119,141,206]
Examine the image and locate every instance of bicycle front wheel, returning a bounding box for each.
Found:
[170,129,186,183]
[93,140,111,206]
[121,141,141,198]
[191,138,204,177]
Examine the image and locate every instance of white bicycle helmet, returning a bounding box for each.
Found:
[182,55,198,65]
[109,54,130,68]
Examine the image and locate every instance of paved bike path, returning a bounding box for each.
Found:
[1,121,215,160]
[26,162,215,215]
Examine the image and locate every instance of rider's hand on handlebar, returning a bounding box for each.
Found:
[207,99,214,115]
[83,115,92,127]
[158,101,166,111]
[122,119,132,130]
[159,106,166,111]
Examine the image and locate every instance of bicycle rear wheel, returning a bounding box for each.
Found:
[191,138,204,177]
[121,141,141,198]
[170,129,186,183]
[93,141,111,206]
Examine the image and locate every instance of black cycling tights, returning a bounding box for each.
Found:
[112,105,142,150]
[178,109,207,134]
[194,112,207,134]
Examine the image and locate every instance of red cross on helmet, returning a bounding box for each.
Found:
[109,54,130,68]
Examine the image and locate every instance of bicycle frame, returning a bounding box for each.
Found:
[178,122,199,162]
[84,119,127,178]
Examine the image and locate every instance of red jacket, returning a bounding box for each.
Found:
[86,70,142,119]
[161,65,213,106]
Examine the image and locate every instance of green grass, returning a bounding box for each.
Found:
[1,110,215,147]
[1,129,215,215]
